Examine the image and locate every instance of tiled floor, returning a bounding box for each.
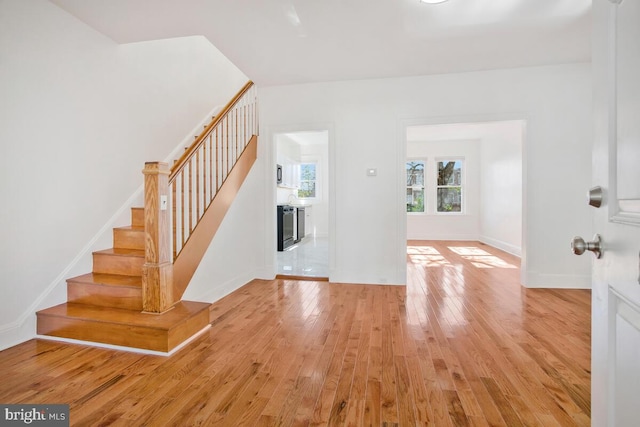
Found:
[276,235,329,278]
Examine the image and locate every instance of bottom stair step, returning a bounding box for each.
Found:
[67,273,143,310]
[36,301,211,352]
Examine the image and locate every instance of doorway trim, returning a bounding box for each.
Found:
[399,113,529,286]
[264,122,336,280]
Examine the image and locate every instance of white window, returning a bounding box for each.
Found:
[436,159,463,213]
[298,163,317,198]
[406,160,425,213]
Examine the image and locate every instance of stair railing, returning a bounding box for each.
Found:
[142,81,258,313]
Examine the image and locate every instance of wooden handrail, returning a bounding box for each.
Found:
[167,81,258,260]
[142,80,258,311]
[170,81,255,182]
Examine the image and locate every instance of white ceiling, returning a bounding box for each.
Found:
[50,0,591,87]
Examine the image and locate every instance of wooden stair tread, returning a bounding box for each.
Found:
[67,273,142,288]
[114,225,144,231]
[37,301,211,351]
[67,273,143,311]
[93,248,144,257]
[37,301,210,330]
[113,225,144,232]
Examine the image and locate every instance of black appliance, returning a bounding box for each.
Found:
[295,207,305,243]
[277,205,295,251]
[276,164,283,184]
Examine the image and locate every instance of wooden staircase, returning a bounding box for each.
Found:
[37,207,211,352]
[36,81,257,353]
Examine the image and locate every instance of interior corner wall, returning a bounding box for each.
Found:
[406,140,481,240]
[0,0,249,349]
[478,122,523,257]
[259,62,592,288]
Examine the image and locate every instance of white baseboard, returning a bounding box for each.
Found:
[184,270,258,304]
[478,236,522,257]
[525,271,591,289]
[0,316,36,352]
[35,325,211,356]
[255,266,277,281]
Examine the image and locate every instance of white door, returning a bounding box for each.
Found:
[591,1,640,425]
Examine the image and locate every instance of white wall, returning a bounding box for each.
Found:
[182,161,265,303]
[259,63,592,288]
[479,122,523,256]
[0,0,250,349]
[406,140,481,240]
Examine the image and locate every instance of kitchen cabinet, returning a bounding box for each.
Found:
[295,207,305,242]
[277,155,300,189]
[276,138,301,189]
[304,205,313,237]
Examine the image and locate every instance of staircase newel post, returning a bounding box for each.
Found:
[142,162,174,313]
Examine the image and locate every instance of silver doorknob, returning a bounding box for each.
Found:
[571,234,602,259]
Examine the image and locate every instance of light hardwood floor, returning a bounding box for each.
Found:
[0,241,590,426]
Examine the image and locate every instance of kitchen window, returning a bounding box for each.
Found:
[298,163,317,198]
[436,159,463,213]
[406,160,425,213]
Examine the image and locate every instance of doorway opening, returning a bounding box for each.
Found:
[275,130,329,279]
[405,120,525,275]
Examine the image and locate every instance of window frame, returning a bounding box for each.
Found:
[434,157,465,215]
[406,159,426,214]
[297,161,319,200]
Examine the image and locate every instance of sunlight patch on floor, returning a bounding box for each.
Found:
[448,246,491,256]
[407,246,451,267]
[410,255,451,267]
[407,246,441,255]
[464,255,517,269]
[408,245,517,269]
[447,246,517,269]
